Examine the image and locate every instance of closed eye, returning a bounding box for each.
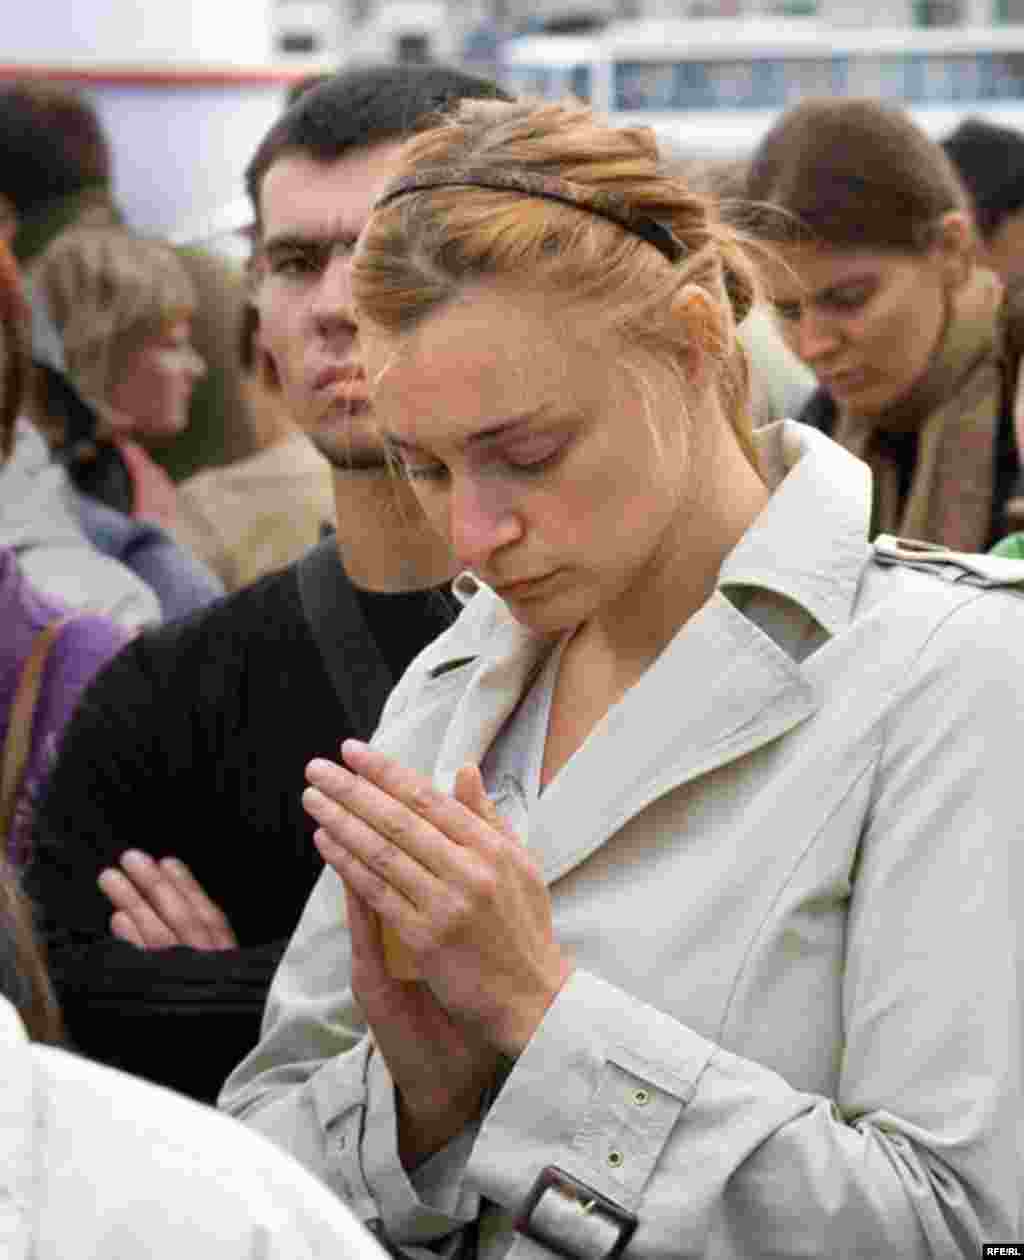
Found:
[404,461,450,482]
[823,285,873,312]
[772,300,801,322]
[504,443,567,476]
[267,252,320,278]
[403,444,567,483]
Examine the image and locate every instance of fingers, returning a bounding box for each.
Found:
[304,757,497,895]
[342,740,504,855]
[453,763,513,838]
[97,851,238,951]
[309,809,435,945]
[157,857,238,949]
[340,880,395,991]
[98,864,180,950]
[110,908,147,949]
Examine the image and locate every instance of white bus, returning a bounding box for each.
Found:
[500,17,1024,155]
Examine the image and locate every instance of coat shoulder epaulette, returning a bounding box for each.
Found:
[872,533,1024,594]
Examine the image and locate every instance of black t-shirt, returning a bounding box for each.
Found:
[354,581,458,683]
[26,551,457,1102]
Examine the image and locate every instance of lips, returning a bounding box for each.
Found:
[493,570,558,598]
[313,377,369,413]
[312,363,365,395]
[818,367,867,391]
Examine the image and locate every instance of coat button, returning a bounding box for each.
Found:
[631,1088,651,1107]
[606,1150,624,1168]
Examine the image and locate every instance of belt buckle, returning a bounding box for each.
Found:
[515,1165,638,1260]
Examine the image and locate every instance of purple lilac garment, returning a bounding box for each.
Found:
[0,546,129,869]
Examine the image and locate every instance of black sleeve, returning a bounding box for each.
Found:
[25,631,294,1104]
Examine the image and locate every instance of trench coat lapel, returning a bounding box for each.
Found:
[530,590,819,885]
[430,612,551,795]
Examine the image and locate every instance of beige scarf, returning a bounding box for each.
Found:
[833,267,1004,551]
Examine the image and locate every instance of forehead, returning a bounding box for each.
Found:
[259,139,407,242]
[366,289,603,446]
[765,244,915,297]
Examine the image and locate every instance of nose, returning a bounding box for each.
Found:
[311,251,356,343]
[794,308,842,365]
[447,472,523,574]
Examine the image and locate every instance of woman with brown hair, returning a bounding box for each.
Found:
[745,96,1024,551]
[221,98,1024,1256]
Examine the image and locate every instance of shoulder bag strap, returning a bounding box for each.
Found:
[296,538,396,741]
[0,616,76,845]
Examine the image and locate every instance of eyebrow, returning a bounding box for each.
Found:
[262,231,357,255]
[384,410,554,454]
[805,274,877,304]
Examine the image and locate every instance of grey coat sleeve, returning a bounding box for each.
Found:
[219,863,484,1254]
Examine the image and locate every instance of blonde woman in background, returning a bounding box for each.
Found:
[35,227,224,617]
[38,226,205,530]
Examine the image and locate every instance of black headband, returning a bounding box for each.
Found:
[375,165,686,265]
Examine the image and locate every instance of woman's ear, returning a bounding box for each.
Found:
[935,210,974,289]
[673,284,722,391]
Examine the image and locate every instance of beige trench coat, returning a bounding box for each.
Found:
[221,421,1024,1258]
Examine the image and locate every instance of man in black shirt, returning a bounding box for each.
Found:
[24,66,511,1103]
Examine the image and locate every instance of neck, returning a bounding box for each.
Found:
[577,414,770,681]
[330,470,458,592]
[243,379,298,452]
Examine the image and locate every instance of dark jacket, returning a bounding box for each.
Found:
[25,540,456,1102]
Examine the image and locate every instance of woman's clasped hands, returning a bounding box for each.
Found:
[302,739,572,1168]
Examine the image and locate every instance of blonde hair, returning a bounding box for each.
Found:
[38,227,195,409]
[353,99,762,469]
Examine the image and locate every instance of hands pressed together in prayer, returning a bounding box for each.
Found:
[302,739,574,1169]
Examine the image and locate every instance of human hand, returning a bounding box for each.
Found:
[304,756,512,1168]
[302,740,573,1060]
[341,876,500,1169]
[97,850,239,951]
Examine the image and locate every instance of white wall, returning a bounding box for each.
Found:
[90,83,290,237]
[5,0,273,64]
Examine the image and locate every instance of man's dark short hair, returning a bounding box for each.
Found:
[246,64,513,229]
[0,89,86,217]
[942,116,1024,241]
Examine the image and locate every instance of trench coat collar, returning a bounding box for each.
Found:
[719,420,873,638]
[422,421,871,882]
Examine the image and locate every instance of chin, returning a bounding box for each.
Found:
[500,585,586,639]
[828,376,901,416]
[310,431,391,472]
[308,411,390,472]
[138,415,190,445]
